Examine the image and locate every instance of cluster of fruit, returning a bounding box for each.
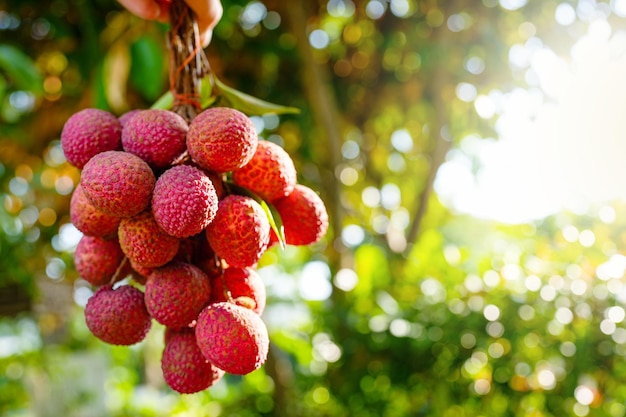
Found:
[61,106,328,393]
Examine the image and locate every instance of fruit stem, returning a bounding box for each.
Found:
[167,0,210,123]
[109,256,129,286]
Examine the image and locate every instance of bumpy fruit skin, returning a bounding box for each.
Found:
[206,195,270,268]
[81,151,155,218]
[232,140,297,202]
[196,302,269,375]
[274,184,328,246]
[211,267,266,315]
[118,109,140,127]
[84,285,152,345]
[152,165,218,238]
[145,262,211,328]
[122,109,189,169]
[74,235,126,286]
[187,107,258,173]
[161,329,224,394]
[61,108,122,168]
[118,210,180,268]
[70,184,121,238]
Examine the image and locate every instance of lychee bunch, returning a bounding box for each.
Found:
[62,105,328,394]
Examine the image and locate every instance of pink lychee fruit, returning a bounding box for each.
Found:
[118,210,180,268]
[273,184,328,246]
[195,302,269,375]
[205,195,270,268]
[152,165,218,238]
[70,184,121,238]
[211,267,266,315]
[187,107,258,173]
[161,329,224,394]
[81,150,155,218]
[118,109,140,127]
[74,235,127,286]
[232,140,297,202]
[122,109,188,169]
[61,108,122,169]
[145,262,211,329]
[84,284,152,345]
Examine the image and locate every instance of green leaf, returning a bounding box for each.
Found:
[225,182,287,249]
[199,74,216,109]
[150,90,174,110]
[0,45,43,94]
[129,36,166,101]
[213,75,300,116]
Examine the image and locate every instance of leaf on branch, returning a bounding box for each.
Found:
[213,75,300,116]
[0,45,43,94]
[151,91,174,110]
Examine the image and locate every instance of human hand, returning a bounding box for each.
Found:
[117,0,223,47]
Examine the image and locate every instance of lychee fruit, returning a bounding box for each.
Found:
[145,262,211,329]
[84,284,152,345]
[205,195,270,268]
[211,267,266,315]
[273,184,328,246]
[81,150,155,218]
[152,165,218,238]
[118,109,140,127]
[61,108,122,169]
[74,235,127,286]
[161,329,224,394]
[70,184,121,238]
[195,302,269,375]
[122,109,188,169]
[118,210,180,268]
[232,140,297,202]
[187,107,258,173]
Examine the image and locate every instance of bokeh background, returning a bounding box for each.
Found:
[3,0,626,416]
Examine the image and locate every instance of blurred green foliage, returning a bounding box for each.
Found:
[3,1,626,417]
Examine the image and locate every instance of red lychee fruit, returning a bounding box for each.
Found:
[74,235,127,286]
[118,109,140,127]
[187,107,258,173]
[152,165,218,238]
[70,184,121,238]
[84,285,152,345]
[161,329,224,394]
[205,195,270,268]
[195,302,269,375]
[61,108,122,168]
[274,184,328,246]
[118,210,180,268]
[232,140,297,202]
[211,267,266,315]
[122,109,188,169]
[145,262,211,329]
[81,150,155,218]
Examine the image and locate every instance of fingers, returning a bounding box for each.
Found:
[185,0,223,47]
[119,0,223,47]
[117,0,163,20]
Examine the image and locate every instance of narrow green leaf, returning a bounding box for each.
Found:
[0,45,43,94]
[213,75,300,116]
[150,90,173,110]
[264,200,286,250]
[199,74,216,109]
